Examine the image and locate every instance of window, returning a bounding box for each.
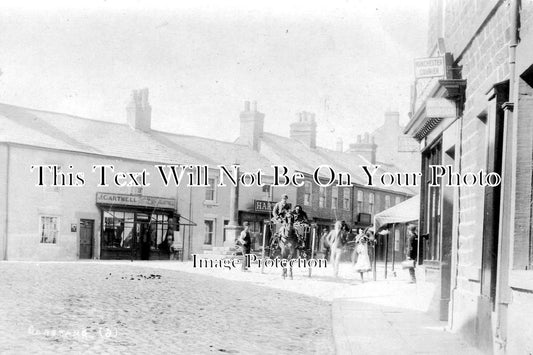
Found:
[223,220,229,242]
[319,186,326,208]
[102,211,172,250]
[343,189,351,210]
[205,178,216,201]
[357,190,364,213]
[331,187,338,210]
[204,220,214,245]
[385,195,391,209]
[40,216,59,244]
[304,182,312,206]
[369,193,375,215]
[150,214,169,250]
[262,185,272,200]
[395,196,401,206]
[103,211,134,248]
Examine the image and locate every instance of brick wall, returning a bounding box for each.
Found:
[512,78,533,268]
[441,0,510,341]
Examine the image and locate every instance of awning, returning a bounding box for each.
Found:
[374,195,419,231]
[179,215,197,227]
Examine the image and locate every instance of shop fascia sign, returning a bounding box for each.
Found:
[254,200,275,213]
[426,98,456,118]
[414,56,445,79]
[96,192,176,209]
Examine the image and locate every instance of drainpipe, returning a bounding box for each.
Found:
[494,0,520,352]
[3,145,9,260]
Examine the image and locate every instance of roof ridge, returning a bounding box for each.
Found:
[0,102,130,128]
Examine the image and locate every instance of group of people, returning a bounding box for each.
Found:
[321,222,374,282]
[237,194,420,283]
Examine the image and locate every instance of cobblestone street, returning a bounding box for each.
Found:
[0,262,333,354]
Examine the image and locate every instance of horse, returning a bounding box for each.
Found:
[277,214,299,279]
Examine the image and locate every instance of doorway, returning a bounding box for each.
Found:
[137,218,152,261]
[79,219,94,259]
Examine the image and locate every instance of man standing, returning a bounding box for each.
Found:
[238,222,252,271]
[406,224,418,283]
[326,221,345,278]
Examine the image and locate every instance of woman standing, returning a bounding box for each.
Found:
[353,229,372,283]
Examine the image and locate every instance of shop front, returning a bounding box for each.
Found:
[239,200,274,250]
[96,192,178,260]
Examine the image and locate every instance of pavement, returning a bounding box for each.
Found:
[0,259,487,354]
[332,300,485,355]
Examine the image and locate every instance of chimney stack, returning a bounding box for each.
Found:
[347,132,377,163]
[126,88,152,132]
[239,100,265,151]
[336,137,344,152]
[290,111,317,149]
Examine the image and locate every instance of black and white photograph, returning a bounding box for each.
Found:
[1,0,533,354]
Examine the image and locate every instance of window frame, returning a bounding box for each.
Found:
[304,181,312,206]
[319,186,326,208]
[204,219,215,245]
[205,177,217,202]
[343,188,351,211]
[369,192,375,215]
[331,186,338,210]
[357,190,364,213]
[39,215,60,244]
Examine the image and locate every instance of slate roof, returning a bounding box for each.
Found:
[240,132,417,196]
[0,103,272,172]
[0,102,417,195]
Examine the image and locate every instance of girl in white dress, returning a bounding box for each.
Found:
[354,232,372,283]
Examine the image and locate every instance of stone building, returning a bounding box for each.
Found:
[404,0,533,353]
[235,102,417,240]
[0,90,295,261]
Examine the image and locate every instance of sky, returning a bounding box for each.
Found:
[0,0,428,150]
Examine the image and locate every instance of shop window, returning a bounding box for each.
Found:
[102,211,134,248]
[385,195,391,209]
[101,211,172,250]
[331,187,338,210]
[205,178,216,201]
[395,196,401,206]
[343,188,351,210]
[204,220,214,245]
[304,181,312,206]
[40,216,59,243]
[319,186,326,208]
[150,214,169,250]
[357,190,364,213]
[369,193,375,214]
